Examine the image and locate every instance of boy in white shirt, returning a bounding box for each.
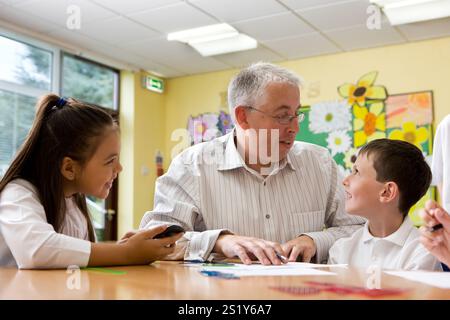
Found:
[328,139,441,271]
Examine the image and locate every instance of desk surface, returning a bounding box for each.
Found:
[0,262,449,299]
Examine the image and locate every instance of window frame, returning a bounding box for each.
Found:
[0,27,60,96]
[60,51,120,111]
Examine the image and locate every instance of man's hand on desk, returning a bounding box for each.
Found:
[281,235,316,262]
[213,234,287,265]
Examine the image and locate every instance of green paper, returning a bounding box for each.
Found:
[82,267,127,275]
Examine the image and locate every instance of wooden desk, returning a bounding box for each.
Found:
[0,262,449,299]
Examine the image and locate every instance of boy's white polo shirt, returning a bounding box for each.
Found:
[328,217,442,271]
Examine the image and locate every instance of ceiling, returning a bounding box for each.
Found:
[1,0,450,78]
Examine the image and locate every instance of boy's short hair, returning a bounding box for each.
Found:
[359,138,432,216]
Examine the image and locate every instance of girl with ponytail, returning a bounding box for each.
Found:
[0,94,181,269]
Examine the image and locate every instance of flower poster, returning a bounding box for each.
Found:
[187,111,233,145]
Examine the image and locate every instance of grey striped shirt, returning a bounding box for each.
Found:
[140,131,364,263]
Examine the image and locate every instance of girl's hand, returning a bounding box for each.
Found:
[121,225,184,264]
[117,230,138,244]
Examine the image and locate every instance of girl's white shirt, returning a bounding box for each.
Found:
[0,179,91,269]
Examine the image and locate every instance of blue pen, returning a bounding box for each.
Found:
[183,259,204,264]
[200,270,239,279]
[183,260,234,266]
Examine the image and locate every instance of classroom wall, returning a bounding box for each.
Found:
[119,36,450,235]
[118,71,165,236]
[118,71,135,237]
[163,36,450,160]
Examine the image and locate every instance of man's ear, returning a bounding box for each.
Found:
[234,106,250,129]
[60,157,79,181]
[379,181,398,204]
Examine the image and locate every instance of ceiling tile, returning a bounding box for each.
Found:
[126,37,230,74]
[80,16,161,45]
[47,29,170,73]
[213,45,284,68]
[0,5,60,33]
[83,45,184,77]
[132,56,186,78]
[0,0,30,6]
[48,28,111,50]
[396,17,450,41]
[297,0,373,31]
[91,0,182,15]
[279,0,350,11]
[14,0,116,28]
[175,57,231,75]
[188,0,287,23]
[232,12,315,41]
[324,22,406,51]
[262,32,341,60]
[127,2,217,33]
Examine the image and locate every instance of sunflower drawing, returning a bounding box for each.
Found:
[338,71,387,107]
[388,121,428,151]
[353,102,386,147]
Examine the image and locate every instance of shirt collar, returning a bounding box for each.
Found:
[217,128,297,173]
[361,217,413,246]
[217,129,245,171]
[285,152,296,171]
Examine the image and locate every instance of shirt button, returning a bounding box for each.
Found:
[263,181,266,186]
[265,214,270,219]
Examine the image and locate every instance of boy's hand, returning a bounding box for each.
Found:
[419,200,450,266]
[281,235,316,262]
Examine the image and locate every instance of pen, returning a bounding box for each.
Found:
[428,223,443,232]
[182,259,204,264]
[200,270,239,279]
[182,260,235,266]
[275,252,288,263]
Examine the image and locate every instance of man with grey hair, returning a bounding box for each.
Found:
[139,62,364,264]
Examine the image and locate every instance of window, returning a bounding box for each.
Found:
[0,91,36,174]
[0,34,55,175]
[61,53,119,110]
[0,35,52,90]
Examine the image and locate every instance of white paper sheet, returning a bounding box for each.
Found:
[200,262,338,277]
[185,261,347,268]
[385,271,450,289]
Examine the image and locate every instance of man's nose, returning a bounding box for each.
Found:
[288,118,299,134]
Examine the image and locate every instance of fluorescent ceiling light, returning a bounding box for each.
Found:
[167,23,257,56]
[370,0,450,25]
[168,23,238,43]
[190,34,257,56]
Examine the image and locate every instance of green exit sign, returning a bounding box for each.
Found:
[143,75,164,93]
